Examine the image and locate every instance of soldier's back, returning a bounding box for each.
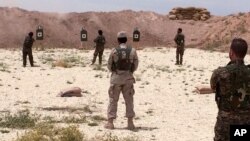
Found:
[216,62,250,112]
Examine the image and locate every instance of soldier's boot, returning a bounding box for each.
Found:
[91,56,97,65]
[104,119,114,129]
[127,118,135,130]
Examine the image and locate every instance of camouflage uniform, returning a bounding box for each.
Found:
[210,60,250,141]
[92,35,106,65]
[174,33,185,65]
[107,43,139,120]
[23,36,35,67]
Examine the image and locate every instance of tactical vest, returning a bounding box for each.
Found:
[216,63,250,112]
[112,47,133,71]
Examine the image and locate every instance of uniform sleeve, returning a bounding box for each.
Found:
[93,36,98,43]
[133,49,139,71]
[107,49,115,72]
[210,67,227,92]
[210,69,219,92]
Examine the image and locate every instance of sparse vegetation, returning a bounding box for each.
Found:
[58,126,85,141]
[39,53,86,68]
[0,110,38,129]
[156,66,172,73]
[62,115,88,124]
[16,125,139,141]
[0,129,10,133]
[93,65,106,71]
[16,124,85,141]
[237,24,248,34]
[92,133,140,141]
[0,62,10,72]
[41,106,92,113]
[52,59,72,68]
[91,115,106,121]
[205,40,223,51]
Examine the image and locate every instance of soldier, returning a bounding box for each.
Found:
[91,30,106,65]
[105,31,139,130]
[210,38,250,141]
[174,28,185,65]
[23,32,35,67]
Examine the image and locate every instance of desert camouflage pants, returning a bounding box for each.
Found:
[176,46,184,64]
[107,83,135,119]
[214,111,250,141]
[92,46,104,65]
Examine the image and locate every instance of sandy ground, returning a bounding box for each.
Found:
[0,47,249,141]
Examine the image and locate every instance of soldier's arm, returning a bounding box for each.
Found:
[210,69,220,92]
[93,36,98,43]
[107,49,115,72]
[132,49,139,72]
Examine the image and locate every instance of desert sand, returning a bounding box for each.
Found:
[0,47,249,141]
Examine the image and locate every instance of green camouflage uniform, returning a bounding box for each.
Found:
[92,35,106,65]
[174,33,185,65]
[23,36,35,67]
[210,60,250,141]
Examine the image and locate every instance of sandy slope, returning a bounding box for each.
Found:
[0,7,250,49]
[0,47,249,141]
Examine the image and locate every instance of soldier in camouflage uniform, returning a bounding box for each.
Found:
[174,28,185,65]
[91,30,106,65]
[210,38,250,141]
[23,32,35,67]
[104,31,139,130]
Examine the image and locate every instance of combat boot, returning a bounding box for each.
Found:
[127,118,135,130]
[104,119,114,129]
[175,61,179,65]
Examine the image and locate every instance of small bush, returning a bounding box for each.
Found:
[62,115,87,124]
[0,62,10,72]
[58,126,85,141]
[91,115,106,121]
